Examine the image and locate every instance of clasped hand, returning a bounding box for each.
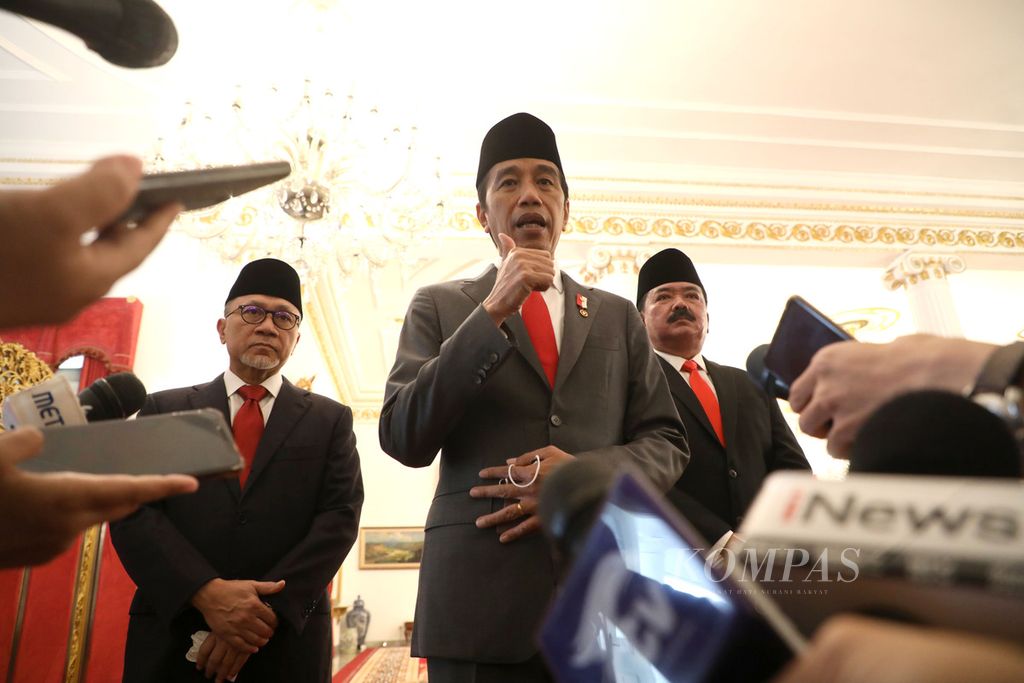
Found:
[470,445,574,543]
[191,577,285,653]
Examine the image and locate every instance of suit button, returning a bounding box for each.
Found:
[728,468,738,479]
[550,414,562,426]
[238,513,248,525]
[488,352,499,363]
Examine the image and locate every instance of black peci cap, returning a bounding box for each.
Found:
[476,112,568,196]
[636,248,706,310]
[226,258,302,316]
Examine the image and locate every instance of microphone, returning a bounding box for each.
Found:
[746,343,789,400]
[538,457,618,570]
[79,372,147,422]
[0,0,178,68]
[2,372,147,430]
[850,390,1022,478]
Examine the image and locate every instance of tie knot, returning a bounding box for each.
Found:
[238,385,268,402]
[682,359,699,373]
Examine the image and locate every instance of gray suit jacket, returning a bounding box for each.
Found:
[379,267,688,663]
[110,376,364,683]
[660,356,809,543]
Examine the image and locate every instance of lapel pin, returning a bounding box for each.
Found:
[576,293,589,317]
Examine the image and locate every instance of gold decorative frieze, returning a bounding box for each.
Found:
[448,211,1024,252]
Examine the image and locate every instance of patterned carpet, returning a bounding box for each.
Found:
[333,646,427,683]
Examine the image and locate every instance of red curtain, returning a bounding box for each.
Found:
[0,297,145,683]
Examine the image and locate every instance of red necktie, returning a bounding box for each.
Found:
[682,359,725,445]
[521,291,559,388]
[233,384,268,487]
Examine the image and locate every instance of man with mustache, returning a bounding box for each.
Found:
[380,113,688,682]
[636,248,809,549]
[110,258,364,683]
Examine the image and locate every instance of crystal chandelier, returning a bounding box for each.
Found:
[150,79,448,283]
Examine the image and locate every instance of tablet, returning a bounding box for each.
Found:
[539,468,805,682]
[118,160,291,224]
[19,408,243,479]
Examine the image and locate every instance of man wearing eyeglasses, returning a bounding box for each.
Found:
[110,258,364,683]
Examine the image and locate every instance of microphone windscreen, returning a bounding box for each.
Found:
[0,0,178,68]
[79,372,147,421]
[850,390,1021,478]
[538,458,618,567]
[746,343,788,399]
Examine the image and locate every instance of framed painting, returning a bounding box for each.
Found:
[358,527,425,569]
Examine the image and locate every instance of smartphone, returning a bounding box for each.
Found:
[19,408,243,479]
[763,296,853,397]
[540,467,804,683]
[118,160,291,224]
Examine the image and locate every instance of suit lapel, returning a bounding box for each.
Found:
[461,266,549,390]
[187,376,241,500]
[659,355,719,444]
[555,275,598,390]
[243,379,310,497]
[706,359,737,452]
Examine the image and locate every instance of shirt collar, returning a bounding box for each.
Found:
[653,348,707,373]
[224,369,283,398]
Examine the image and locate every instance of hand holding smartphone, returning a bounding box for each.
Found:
[117,160,292,224]
[763,296,853,398]
[18,409,243,479]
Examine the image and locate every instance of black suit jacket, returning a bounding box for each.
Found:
[109,375,363,683]
[659,356,809,543]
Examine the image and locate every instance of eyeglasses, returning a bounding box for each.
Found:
[227,304,301,330]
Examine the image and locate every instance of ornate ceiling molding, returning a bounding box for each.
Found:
[452,210,1024,252]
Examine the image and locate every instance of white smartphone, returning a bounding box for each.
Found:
[118,160,291,224]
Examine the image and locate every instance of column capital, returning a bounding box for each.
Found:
[883,250,966,291]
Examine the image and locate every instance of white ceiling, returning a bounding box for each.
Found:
[4,0,1024,412]
[2,0,1023,195]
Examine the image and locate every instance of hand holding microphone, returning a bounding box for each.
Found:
[0,0,178,68]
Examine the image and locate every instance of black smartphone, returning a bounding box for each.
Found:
[19,408,243,479]
[117,160,291,224]
[763,295,853,396]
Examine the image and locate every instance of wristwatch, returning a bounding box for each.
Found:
[969,342,1024,447]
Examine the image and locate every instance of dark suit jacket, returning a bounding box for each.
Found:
[109,375,363,683]
[379,267,688,664]
[659,356,809,543]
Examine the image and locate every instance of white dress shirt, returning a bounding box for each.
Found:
[653,349,718,399]
[224,369,283,426]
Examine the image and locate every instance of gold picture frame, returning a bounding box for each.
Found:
[358,527,424,569]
